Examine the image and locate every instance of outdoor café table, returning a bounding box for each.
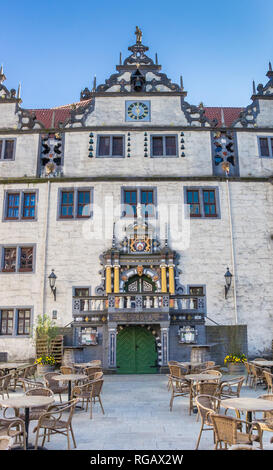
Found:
[184,373,222,415]
[221,397,273,431]
[0,363,29,373]
[53,373,87,401]
[252,360,273,373]
[0,395,54,449]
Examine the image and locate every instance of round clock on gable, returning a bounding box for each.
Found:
[126,101,150,121]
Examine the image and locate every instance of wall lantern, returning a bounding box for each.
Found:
[224,267,232,298]
[48,269,57,301]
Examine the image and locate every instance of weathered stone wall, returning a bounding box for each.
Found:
[205,325,248,365]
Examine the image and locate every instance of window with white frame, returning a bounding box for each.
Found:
[0,139,16,161]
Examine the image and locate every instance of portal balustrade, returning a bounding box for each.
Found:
[72,293,205,316]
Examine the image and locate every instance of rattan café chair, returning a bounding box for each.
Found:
[0,416,26,450]
[253,394,273,449]
[195,394,221,450]
[16,387,54,423]
[263,370,273,394]
[44,372,69,402]
[210,413,262,450]
[72,378,105,419]
[218,376,245,399]
[60,365,75,375]
[34,398,79,450]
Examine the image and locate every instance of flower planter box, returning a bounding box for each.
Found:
[227,363,246,375]
[37,364,55,376]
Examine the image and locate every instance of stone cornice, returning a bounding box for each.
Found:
[0,176,270,185]
[1,125,273,135]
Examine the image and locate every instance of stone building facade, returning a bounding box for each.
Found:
[0,30,273,370]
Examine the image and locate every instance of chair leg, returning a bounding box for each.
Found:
[195,426,203,450]
[70,425,77,448]
[67,430,70,450]
[99,396,105,415]
[34,426,40,450]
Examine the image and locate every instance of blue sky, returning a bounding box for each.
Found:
[1,0,273,109]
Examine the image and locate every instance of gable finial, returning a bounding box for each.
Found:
[92,75,96,92]
[0,64,6,84]
[17,82,21,100]
[155,53,158,65]
[112,222,116,248]
[180,75,184,91]
[221,108,226,127]
[252,80,256,95]
[269,61,272,72]
[135,26,142,44]
[119,52,122,65]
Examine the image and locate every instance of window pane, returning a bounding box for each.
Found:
[165,136,177,156]
[141,190,154,217]
[6,193,20,219]
[124,190,137,216]
[77,191,91,217]
[0,310,14,335]
[17,309,31,335]
[152,137,163,156]
[112,137,123,156]
[203,190,217,217]
[19,247,33,271]
[98,136,110,156]
[22,193,36,219]
[60,191,74,218]
[187,190,200,216]
[3,248,16,271]
[3,140,14,160]
[260,138,270,156]
[0,140,2,158]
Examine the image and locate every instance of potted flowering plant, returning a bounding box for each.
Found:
[35,355,56,375]
[224,353,247,373]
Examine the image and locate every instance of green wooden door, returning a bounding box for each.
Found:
[116,326,157,374]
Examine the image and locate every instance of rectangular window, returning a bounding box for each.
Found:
[59,188,93,219]
[0,310,14,335]
[22,193,36,219]
[258,136,273,157]
[2,248,17,272]
[0,139,16,161]
[122,188,156,218]
[17,309,31,335]
[4,191,37,221]
[19,247,34,272]
[185,187,219,218]
[151,135,177,157]
[6,193,20,219]
[97,135,124,157]
[60,191,74,218]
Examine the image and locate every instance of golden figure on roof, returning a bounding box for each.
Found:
[135,26,142,44]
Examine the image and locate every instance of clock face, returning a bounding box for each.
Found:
[126,101,150,122]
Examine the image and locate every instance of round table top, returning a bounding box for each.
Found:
[74,363,101,368]
[184,373,221,381]
[53,374,87,381]
[221,397,273,412]
[252,360,273,367]
[0,363,29,369]
[0,396,54,409]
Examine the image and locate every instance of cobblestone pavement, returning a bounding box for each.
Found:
[3,372,273,450]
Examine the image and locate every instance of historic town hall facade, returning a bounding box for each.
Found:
[0,29,273,372]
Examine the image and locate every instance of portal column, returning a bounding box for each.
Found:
[168,263,175,307]
[160,325,169,366]
[160,258,167,293]
[108,324,117,368]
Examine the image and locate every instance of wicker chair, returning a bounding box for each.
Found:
[195,394,222,449]
[12,366,30,389]
[263,370,273,394]
[84,366,102,378]
[34,399,79,450]
[244,362,254,386]
[0,417,26,450]
[168,375,191,412]
[84,371,103,383]
[16,388,54,422]
[72,379,104,419]
[210,413,262,450]
[218,376,245,399]
[253,394,273,449]
[0,374,12,399]
[18,378,45,392]
[200,370,222,383]
[44,372,68,402]
[60,366,75,375]
[249,363,264,389]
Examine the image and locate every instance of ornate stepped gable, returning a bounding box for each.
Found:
[1,29,272,130]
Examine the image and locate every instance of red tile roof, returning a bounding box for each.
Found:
[28,102,243,128]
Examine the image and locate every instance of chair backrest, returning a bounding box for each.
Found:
[25,387,54,397]
[20,379,45,391]
[258,394,273,418]
[196,381,219,396]
[244,362,252,373]
[90,379,104,397]
[44,372,61,387]
[85,366,102,377]
[201,369,222,376]
[210,413,238,446]
[263,370,273,388]
[85,371,103,382]
[89,360,101,366]
[195,394,221,424]
[205,361,215,368]
[47,399,78,426]
[60,366,74,375]
[169,365,182,378]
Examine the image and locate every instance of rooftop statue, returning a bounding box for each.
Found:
[135,26,142,44]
